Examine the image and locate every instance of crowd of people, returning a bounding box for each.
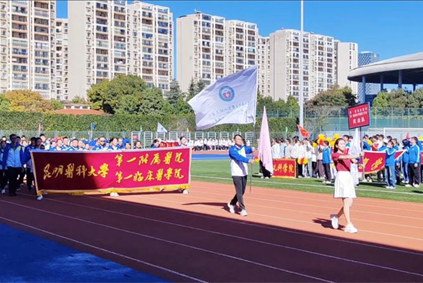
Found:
[267,134,422,190]
[0,134,193,197]
[191,138,237,151]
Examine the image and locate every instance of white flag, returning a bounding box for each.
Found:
[188,66,258,130]
[157,123,168,133]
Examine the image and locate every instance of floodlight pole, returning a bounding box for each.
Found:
[299,0,304,127]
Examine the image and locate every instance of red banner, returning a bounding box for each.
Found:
[359,151,385,174]
[31,148,191,196]
[348,103,370,129]
[272,159,296,179]
[297,125,310,138]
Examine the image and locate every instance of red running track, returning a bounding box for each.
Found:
[1,181,423,282]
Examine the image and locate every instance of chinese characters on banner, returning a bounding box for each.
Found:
[348,103,370,129]
[31,148,191,196]
[358,151,386,174]
[272,159,297,179]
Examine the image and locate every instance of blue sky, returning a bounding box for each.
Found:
[57,0,423,60]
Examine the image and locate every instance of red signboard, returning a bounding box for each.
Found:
[272,159,297,179]
[31,148,191,196]
[348,103,370,129]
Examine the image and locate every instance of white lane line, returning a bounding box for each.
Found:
[0,199,334,283]
[42,197,423,279]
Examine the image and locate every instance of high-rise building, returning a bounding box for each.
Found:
[358,51,380,102]
[127,1,173,92]
[258,36,271,98]
[176,12,260,92]
[176,12,226,92]
[69,0,173,99]
[224,20,258,75]
[68,0,128,100]
[55,18,68,100]
[335,41,358,94]
[269,29,358,101]
[0,0,56,99]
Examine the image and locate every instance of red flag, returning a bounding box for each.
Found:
[297,125,310,138]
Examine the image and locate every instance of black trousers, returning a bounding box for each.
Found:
[26,168,34,191]
[408,164,421,186]
[296,160,303,177]
[323,163,331,182]
[7,167,21,196]
[260,161,272,178]
[0,169,7,190]
[230,176,247,210]
[395,164,401,184]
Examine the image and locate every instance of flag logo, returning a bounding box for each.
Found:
[219,86,235,102]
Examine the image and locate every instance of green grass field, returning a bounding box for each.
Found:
[191,160,423,203]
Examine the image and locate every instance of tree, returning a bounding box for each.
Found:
[196,80,206,94]
[173,96,193,114]
[137,87,166,115]
[50,99,64,110]
[4,90,53,112]
[0,94,10,111]
[88,74,148,114]
[71,96,89,104]
[187,79,197,101]
[167,80,182,106]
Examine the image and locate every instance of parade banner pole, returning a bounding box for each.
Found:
[250,122,256,193]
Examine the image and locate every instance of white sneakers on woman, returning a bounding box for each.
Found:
[330,214,358,233]
[330,214,339,229]
[344,224,358,233]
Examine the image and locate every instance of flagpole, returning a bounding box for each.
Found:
[299,0,304,127]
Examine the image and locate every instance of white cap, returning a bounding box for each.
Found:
[383,138,389,144]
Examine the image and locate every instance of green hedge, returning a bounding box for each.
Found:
[0,111,297,133]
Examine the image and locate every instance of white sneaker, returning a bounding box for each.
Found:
[405,184,412,188]
[110,192,119,197]
[240,210,248,217]
[182,189,189,194]
[385,186,391,189]
[413,184,420,188]
[368,179,373,183]
[264,177,269,179]
[227,203,235,214]
[330,214,339,229]
[344,224,358,233]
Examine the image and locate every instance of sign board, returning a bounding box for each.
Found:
[348,103,370,129]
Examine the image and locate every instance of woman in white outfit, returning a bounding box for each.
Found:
[330,138,362,234]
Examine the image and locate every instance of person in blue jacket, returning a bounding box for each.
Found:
[2,134,26,196]
[227,134,254,217]
[384,141,397,189]
[402,139,410,184]
[0,140,7,195]
[406,137,421,188]
[322,141,332,184]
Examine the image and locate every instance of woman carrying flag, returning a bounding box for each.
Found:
[330,138,362,233]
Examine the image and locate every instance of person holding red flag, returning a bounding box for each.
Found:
[330,138,362,234]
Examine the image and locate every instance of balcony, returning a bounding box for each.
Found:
[34,10,49,18]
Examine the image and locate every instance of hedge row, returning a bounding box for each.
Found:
[0,111,298,133]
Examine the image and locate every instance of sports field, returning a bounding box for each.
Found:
[1,155,423,282]
[191,159,423,203]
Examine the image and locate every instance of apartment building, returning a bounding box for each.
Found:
[335,41,358,95]
[0,0,56,99]
[69,0,173,99]
[55,18,68,100]
[68,0,128,100]
[127,1,173,91]
[177,12,226,92]
[224,20,258,75]
[269,29,356,101]
[258,36,271,98]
